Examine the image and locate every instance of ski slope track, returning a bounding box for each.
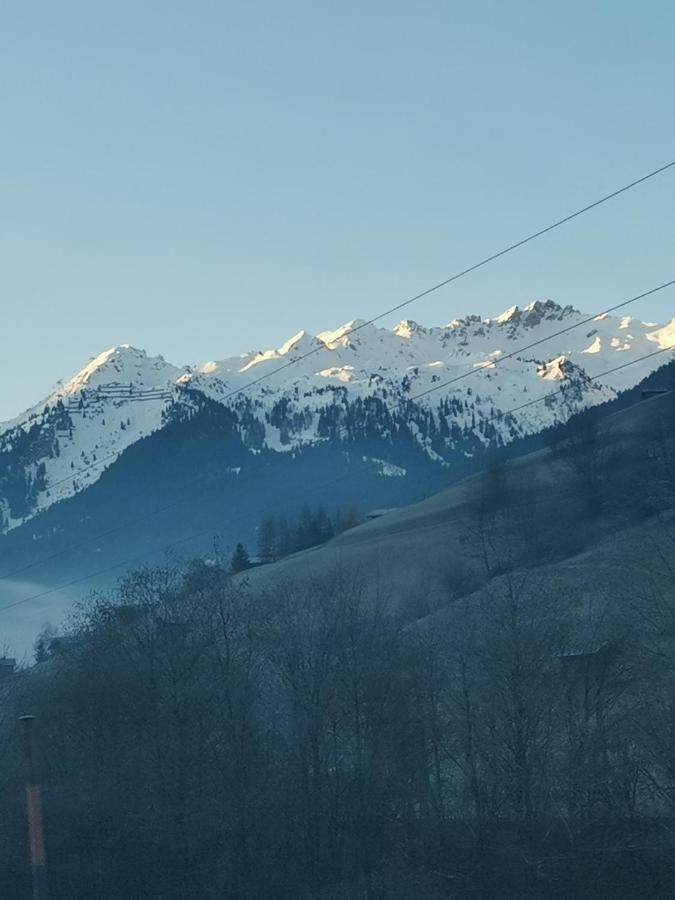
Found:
[1,300,674,532]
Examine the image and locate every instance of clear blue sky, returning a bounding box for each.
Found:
[2,0,674,421]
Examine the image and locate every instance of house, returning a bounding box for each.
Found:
[365,508,399,520]
[641,388,671,400]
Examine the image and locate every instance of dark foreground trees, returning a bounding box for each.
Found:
[2,560,675,898]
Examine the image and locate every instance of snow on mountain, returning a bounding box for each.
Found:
[184,299,670,419]
[0,347,180,529]
[57,345,180,398]
[1,301,673,531]
[647,317,675,350]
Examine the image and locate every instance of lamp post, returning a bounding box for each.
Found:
[19,715,48,900]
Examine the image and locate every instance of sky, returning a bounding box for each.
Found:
[1,0,675,421]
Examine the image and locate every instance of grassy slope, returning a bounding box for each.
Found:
[240,391,675,620]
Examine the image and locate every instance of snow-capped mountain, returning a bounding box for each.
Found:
[1,299,673,533]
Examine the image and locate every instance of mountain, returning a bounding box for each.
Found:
[0,300,673,584]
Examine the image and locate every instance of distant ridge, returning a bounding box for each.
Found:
[0,301,673,534]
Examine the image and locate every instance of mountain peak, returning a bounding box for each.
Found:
[492,299,578,328]
[393,319,426,339]
[317,319,370,347]
[494,305,520,324]
[278,330,309,355]
[59,345,177,398]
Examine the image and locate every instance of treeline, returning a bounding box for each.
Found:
[1,551,675,897]
[255,504,360,562]
[228,506,360,573]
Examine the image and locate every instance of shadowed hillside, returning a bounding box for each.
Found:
[238,388,675,620]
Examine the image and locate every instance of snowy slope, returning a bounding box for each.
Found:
[1,300,673,531]
[184,301,673,405]
[0,347,180,528]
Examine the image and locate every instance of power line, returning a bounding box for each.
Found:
[215,158,675,402]
[404,280,675,404]
[290,343,675,492]
[1,342,671,616]
[3,279,673,584]
[17,157,675,501]
[488,344,674,421]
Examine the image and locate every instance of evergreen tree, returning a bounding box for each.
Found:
[257,516,277,563]
[314,505,334,544]
[296,503,317,550]
[333,507,359,534]
[276,515,293,557]
[229,543,251,574]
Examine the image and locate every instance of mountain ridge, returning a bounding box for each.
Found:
[1,299,673,533]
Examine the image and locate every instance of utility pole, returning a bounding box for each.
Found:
[19,715,48,900]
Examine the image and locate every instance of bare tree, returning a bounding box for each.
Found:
[553,404,611,516]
